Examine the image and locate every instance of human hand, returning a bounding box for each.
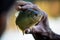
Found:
[16,1,52,39]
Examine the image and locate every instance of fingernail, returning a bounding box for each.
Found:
[18,6,21,9]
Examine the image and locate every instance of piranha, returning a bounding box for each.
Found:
[16,8,43,32]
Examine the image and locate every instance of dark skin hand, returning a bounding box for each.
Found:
[16,1,60,40]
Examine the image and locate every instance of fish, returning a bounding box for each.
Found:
[16,8,43,32]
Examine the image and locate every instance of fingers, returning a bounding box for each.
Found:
[16,1,33,10]
[17,1,33,6]
[16,1,27,6]
[16,1,27,11]
[30,27,49,36]
[24,26,44,34]
[16,1,40,11]
[24,28,31,34]
[25,28,49,36]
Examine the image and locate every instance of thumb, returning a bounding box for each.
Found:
[24,28,31,34]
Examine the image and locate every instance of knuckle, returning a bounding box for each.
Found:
[41,10,48,17]
[16,1,27,6]
[27,2,33,5]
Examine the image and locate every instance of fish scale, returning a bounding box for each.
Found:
[16,8,43,32]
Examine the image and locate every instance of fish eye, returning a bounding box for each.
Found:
[35,14,37,16]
